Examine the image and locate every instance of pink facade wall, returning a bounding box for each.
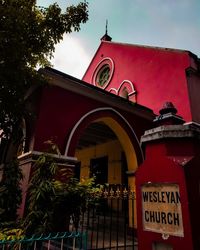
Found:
[83,41,193,121]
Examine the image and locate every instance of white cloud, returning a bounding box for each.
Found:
[51,34,91,79]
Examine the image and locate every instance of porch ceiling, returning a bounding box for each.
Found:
[76,122,117,150]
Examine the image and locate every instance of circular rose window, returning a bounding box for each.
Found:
[96,64,110,87]
[92,57,114,89]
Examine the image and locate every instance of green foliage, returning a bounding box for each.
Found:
[0,0,88,139]
[53,178,101,231]
[22,153,58,235]
[0,150,101,237]
[22,152,101,235]
[0,159,23,226]
[0,228,24,241]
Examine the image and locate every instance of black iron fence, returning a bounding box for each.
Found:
[73,185,137,250]
[0,186,136,250]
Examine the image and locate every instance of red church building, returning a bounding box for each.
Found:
[16,33,200,249]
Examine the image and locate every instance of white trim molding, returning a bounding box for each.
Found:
[91,57,115,89]
[64,107,143,160]
[118,80,136,96]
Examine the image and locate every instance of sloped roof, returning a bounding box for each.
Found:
[39,66,155,121]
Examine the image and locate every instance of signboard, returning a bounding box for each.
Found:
[142,183,184,237]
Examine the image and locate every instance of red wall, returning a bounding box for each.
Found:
[33,86,151,155]
[83,41,192,121]
[136,142,193,250]
[33,86,103,153]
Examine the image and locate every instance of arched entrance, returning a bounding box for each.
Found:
[65,107,143,178]
[65,108,142,230]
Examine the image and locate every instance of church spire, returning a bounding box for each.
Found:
[101,20,112,41]
[105,19,108,35]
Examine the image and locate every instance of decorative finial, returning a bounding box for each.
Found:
[100,19,112,42]
[154,102,185,125]
[159,102,177,115]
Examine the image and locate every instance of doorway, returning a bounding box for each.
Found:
[90,156,108,185]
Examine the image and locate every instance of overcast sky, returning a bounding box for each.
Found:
[37,0,200,79]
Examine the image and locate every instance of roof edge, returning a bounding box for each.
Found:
[39,67,155,121]
[100,40,198,56]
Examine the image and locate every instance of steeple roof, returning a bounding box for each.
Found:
[101,20,112,41]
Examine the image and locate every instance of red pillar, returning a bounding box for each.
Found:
[136,102,200,250]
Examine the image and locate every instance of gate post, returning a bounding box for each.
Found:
[136,102,200,250]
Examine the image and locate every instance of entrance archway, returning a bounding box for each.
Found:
[64,108,142,229]
[65,107,143,175]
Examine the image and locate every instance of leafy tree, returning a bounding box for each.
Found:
[0,0,88,159]
[0,0,88,227]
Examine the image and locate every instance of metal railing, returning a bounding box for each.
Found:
[0,231,87,250]
[0,185,136,249]
[74,185,137,250]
